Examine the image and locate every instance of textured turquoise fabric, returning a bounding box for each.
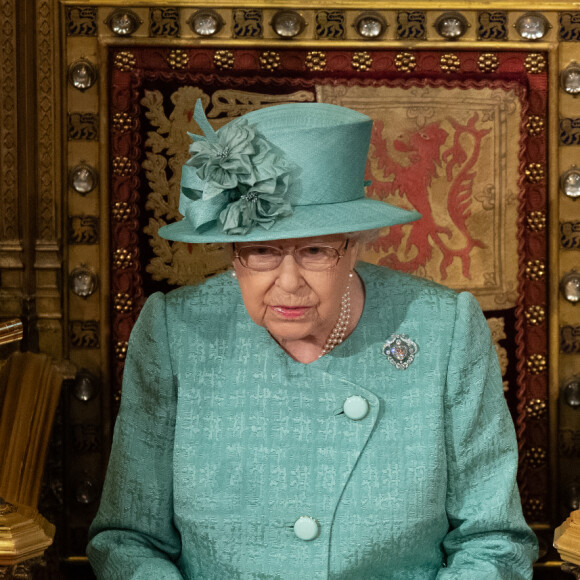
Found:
[87,263,538,579]
[159,103,420,243]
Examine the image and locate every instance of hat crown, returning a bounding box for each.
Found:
[229,103,372,206]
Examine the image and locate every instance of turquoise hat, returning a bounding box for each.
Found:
[158,100,420,243]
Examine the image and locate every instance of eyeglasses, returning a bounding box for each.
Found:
[234,239,349,272]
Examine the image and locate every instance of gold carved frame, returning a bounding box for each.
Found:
[1,0,580,572]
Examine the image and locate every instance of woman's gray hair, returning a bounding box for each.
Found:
[348,229,382,244]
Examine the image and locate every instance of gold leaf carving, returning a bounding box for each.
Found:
[37,0,57,241]
[1,0,18,241]
[140,88,316,286]
[208,89,314,119]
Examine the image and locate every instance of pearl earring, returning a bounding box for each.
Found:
[231,271,237,278]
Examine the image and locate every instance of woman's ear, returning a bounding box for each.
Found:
[348,239,360,270]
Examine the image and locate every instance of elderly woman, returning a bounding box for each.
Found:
[87,101,538,578]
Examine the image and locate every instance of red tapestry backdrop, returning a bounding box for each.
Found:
[109,47,548,523]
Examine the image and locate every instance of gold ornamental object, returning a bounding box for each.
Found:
[478,52,499,73]
[525,162,545,184]
[0,499,54,567]
[259,51,280,71]
[114,341,129,361]
[305,51,326,71]
[524,53,546,74]
[352,51,372,72]
[440,53,460,73]
[524,497,545,521]
[525,259,546,281]
[214,50,234,70]
[394,51,416,73]
[524,305,546,326]
[112,201,131,222]
[526,115,545,136]
[526,447,547,469]
[527,353,547,374]
[555,510,580,568]
[526,211,547,232]
[168,49,189,70]
[525,398,547,419]
[113,51,136,72]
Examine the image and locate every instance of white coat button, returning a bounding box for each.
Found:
[294,516,320,541]
[343,395,369,420]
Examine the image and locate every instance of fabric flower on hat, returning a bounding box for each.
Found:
[186,121,256,200]
[220,175,293,235]
[180,100,294,235]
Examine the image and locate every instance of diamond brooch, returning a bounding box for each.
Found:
[383,334,418,370]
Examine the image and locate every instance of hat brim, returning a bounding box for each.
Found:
[158,199,421,243]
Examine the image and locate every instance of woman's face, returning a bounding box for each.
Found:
[233,234,358,346]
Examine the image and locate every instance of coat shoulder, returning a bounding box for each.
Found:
[357,261,458,308]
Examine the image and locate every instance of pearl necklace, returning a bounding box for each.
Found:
[319,279,352,358]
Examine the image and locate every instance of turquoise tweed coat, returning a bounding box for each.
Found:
[87,262,538,579]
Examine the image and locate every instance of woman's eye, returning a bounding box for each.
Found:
[251,247,278,256]
[300,246,333,259]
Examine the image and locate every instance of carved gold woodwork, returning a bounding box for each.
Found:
[2,0,580,572]
[0,0,23,323]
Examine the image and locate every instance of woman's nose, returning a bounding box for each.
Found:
[275,254,304,293]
